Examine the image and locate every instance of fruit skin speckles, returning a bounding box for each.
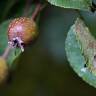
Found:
[8,17,38,51]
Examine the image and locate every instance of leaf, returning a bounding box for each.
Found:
[0,20,22,67]
[47,0,92,11]
[65,18,96,88]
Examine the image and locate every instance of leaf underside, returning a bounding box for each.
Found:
[65,18,96,88]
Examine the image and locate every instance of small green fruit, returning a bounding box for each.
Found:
[0,57,8,83]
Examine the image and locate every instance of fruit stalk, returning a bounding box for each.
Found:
[31,3,44,20]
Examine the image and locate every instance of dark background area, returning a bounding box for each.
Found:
[0,0,96,96]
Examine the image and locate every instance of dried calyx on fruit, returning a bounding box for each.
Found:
[8,17,38,52]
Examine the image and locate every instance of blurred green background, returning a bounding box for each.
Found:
[0,0,96,96]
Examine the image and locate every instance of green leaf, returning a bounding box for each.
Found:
[0,20,22,67]
[47,0,92,11]
[65,18,96,88]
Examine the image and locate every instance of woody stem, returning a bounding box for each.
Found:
[31,3,45,20]
[2,45,12,60]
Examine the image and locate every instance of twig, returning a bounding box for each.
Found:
[31,3,45,20]
[2,45,12,60]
